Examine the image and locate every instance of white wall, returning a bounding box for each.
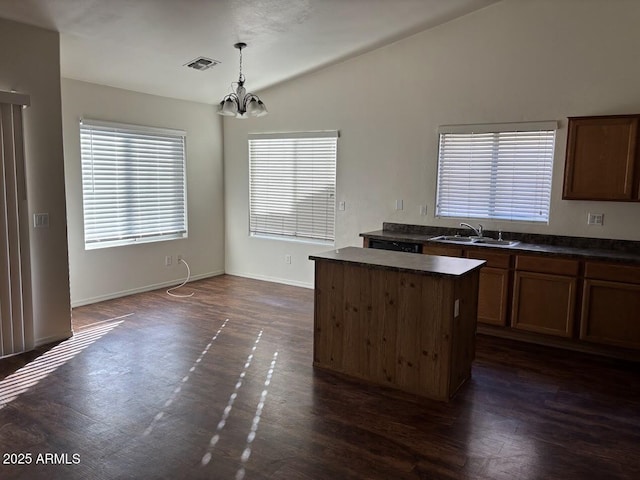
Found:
[62,79,224,306]
[0,18,72,345]
[224,0,640,288]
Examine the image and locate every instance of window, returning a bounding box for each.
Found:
[248,131,338,243]
[80,119,187,249]
[436,121,557,223]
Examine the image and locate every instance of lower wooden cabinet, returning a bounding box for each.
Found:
[511,256,579,338]
[367,239,640,355]
[580,262,640,349]
[467,250,511,327]
[476,268,510,326]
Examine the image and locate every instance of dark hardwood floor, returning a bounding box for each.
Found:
[1,274,639,479]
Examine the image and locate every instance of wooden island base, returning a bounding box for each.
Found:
[310,247,484,401]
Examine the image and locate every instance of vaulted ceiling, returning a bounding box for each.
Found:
[0,0,497,104]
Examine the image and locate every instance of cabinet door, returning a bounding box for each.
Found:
[477,267,509,326]
[563,115,639,200]
[467,250,511,326]
[580,279,640,349]
[512,271,576,337]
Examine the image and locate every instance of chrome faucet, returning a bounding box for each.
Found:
[460,222,483,237]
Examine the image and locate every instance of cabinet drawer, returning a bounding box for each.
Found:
[584,262,640,284]
[467,250,511,269]
[515,255,579,276]
[422,244,464,257]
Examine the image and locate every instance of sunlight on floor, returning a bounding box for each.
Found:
[235,351,279,480]
[0,317,127,410]
[143,318,229,437]
[201,328,263,466]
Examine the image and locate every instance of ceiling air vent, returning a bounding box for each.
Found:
[184,57,220,71]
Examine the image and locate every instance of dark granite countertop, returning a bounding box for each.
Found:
[360,223,640,265]
[310,246,485,277]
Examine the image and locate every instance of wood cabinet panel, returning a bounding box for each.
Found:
[512,271,576,337]
[515,255,579,276]
[580,279,640,349]
[313,258,480,401]
[467,249,511,268]
[422,244,464,257]
[477,267,509,326]
[563,115,640,201]
[584,262,640,284]
[364,236,640,357]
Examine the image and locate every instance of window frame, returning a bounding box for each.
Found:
[248,130,338,244]
[435,121,557,224]
[79,118,188,250]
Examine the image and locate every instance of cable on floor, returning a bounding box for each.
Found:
[167,258,195,298]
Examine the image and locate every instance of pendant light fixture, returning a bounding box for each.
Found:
[217,42,268,118]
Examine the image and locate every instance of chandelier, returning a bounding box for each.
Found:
[217,42,267,118]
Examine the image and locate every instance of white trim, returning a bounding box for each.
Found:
[250,232,334,247]
[224,270,313,290]
[80,117,186,137]
[70,270,224,307]
[34,331,73,348]
[0,90,30,106]
[438,121,558,135]
[248,130,339,140]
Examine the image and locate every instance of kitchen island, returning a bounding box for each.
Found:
[309,247,485,401]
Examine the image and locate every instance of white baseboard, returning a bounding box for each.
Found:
[224,270,313,289]
[35,330,73,347]
[71,270,225,307]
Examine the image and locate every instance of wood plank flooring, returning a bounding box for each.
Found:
[1,274,639,479]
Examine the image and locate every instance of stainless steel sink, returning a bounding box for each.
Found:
[430,235,475,242]
[430,235,519,246]
[473,238,519,246]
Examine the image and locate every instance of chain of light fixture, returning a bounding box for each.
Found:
[217,42,267,118]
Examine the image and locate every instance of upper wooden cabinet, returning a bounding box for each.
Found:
[563,114,640,201]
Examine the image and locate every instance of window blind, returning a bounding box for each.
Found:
[80,119,187,249]
[248,131,338,242]
[436,122,557,223]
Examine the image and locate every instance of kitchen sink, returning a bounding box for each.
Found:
[430,235,475,242]
[474,238,520,246]
[430,235,519,246]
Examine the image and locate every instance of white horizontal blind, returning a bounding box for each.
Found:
[436,122,557,222]
[80,119,187,249]
[249,131,338,242]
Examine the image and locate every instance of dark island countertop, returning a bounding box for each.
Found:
[361,225,640,265]
[309,246,485,277]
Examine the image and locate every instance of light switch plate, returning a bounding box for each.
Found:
[33,213,49,228]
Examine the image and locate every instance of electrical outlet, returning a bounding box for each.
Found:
[587,213,604,225]
[177,254,183,262]
[165,255,172,266]
[419,205,427,216]
[338,201,346,211]
[395,199,403,211]
[285,254,292,264]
